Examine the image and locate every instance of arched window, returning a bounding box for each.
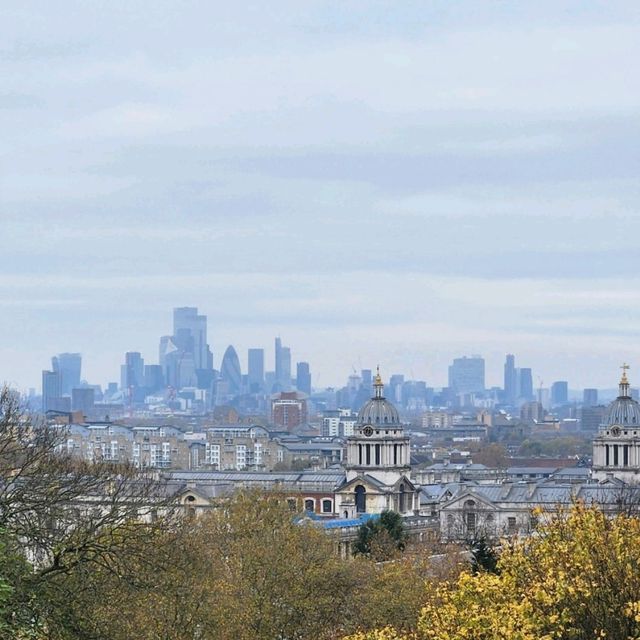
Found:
[304,498,315,512]
[355,485,366,513]
[343,511,349,519]
[446,514,454,535]
[322,499,333,513]
[465,511,476,534]
[464,499,476,534]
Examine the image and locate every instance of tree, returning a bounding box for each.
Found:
[468,535,499,575]
[0,386,172,637]
[344,503,640,640]
[353,511,406,561]
[472,443,508,468]
[57,491,369,640]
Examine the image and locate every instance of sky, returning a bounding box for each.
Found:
[1,1,640,392]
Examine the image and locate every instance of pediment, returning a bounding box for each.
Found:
[337,474,387,493]
[441,490,497,512]
[390,475,417,492]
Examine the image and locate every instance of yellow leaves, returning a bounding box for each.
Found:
[344,628,414,640]
[625,601,640,623]
[344,504,640,640]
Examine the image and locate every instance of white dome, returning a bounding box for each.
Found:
[356,368,401,426]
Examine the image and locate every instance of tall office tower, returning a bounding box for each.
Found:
[583,388,598,407]
[71,387,95,415]
[517,367,534,401]
[176,354,198,389]
[361,369,372,390]
[220,345,242,396]
[51,353,81,396]
[42,369,65,413]
[173,307,212,370]
[247,348,265,393]
[159,335,179,386]
[551,381,569,406]
[296,362,311,395]
[144,364,165,393]
[280,347,291,388]
[504,354,517,404]
[448,356,485,394]
[274,337,292,389]
[275,337,282,376]
[121,352,144,390]
[389,374,405,404]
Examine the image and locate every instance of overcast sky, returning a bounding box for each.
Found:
[2,1,640,391]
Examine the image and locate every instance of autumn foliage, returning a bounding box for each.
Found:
[346,503,640,640]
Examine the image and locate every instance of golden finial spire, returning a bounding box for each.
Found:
[621,363,630,384]
[619,363,631,397]
[373,365,383,398]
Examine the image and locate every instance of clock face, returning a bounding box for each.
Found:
[611,425,621,436]
[362,425,374,437]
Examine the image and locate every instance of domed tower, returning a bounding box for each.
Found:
[592,364,640,483]
[336,368,417,518]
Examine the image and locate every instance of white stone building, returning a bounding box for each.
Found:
[593,366,640,483]
[335,369,419,518]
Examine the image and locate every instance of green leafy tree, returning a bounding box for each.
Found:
[468,535,500,575]
[353,511,406,561]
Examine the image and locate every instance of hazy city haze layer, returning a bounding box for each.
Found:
[1,1,639,389]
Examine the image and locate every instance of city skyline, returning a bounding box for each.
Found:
[23,305,640,394]
[2,2,639,391]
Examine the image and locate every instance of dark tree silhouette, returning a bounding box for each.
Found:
[353,510,406,560]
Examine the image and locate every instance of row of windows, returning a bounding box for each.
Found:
[605,443,631,467]
[285,498,333,514]
[357,443,403,466]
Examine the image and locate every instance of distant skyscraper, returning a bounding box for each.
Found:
[173,307,212,370]
[517,367,534,401]
[551,381,569,406]
[389,374,405,403]
[52,353,81,396]
[144,365,165,393]
[42,370,62,413]
[220,345,242,395]
[159,307,213,391]
[274,338,291,389]
[296,362,311,395]
[583,388,598,407]
[504,354,517,404]
[448,356,485,394]
[121,352,144,390]
[248,348,265,393]
[159,335,179,387]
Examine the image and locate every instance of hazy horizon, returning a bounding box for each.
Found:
[2,1,639,391]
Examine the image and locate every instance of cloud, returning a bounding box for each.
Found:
[1,2,639,389]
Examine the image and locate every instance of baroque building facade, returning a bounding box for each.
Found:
[592,365,640,483]
[335,369,419,518]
